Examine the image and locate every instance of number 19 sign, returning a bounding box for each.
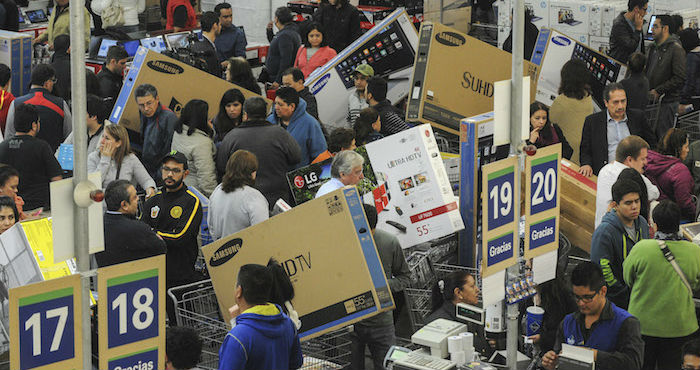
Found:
[10,274,83,370]
[98,255,166,370]
[524,144,561,259]
[481,156,519,276]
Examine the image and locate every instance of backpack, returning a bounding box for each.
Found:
[101,0,125,27]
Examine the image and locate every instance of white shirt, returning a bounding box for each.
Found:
[595,161,660,227]
[315,178,345,198]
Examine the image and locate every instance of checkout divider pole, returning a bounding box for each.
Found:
[508,0,525,368]
[68,0,91,368]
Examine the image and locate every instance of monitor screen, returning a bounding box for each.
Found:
[571,43,624,109]
[140,36,167,53]
[97,39,118,58]
[647,15,657,36]
[120,40,140,56]
[18,12,24,23]
[165,32,190,49]
[26,9,47,23]
[192,29,203,41]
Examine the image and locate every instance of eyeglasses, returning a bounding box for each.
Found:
[573,290,599,303]
[162,167,182,174]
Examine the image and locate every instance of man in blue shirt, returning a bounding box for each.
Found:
[214,3,247,62]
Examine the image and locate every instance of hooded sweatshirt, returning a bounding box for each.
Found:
[644,150,696,220]
[590,209,649,310]
[218,303,303,370]
[267,98,327,168]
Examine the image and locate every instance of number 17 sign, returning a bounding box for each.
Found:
[481,156,519,277]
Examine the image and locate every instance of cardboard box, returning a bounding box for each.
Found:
[589,35,610,56]
[406,22,539,136]
[559,159,596,252]
[423,7,472,34]
[495,0,550,29]
[0,31,32,97]
[424,0,469,14]
[109,47,269,133]
[549,1,591,36]
[202,187,395,340]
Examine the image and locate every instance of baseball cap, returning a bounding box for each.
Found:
[162,150,188,170]
[353,64,375,77]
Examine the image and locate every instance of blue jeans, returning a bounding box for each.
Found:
[350,323,396,370]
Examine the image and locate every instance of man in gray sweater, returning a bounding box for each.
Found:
[216,97,302,206]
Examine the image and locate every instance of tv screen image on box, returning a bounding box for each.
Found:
[25,9,47,23]
[97,39,118,58]
[571,43,623,108]
[120,40,140,57]
[140,36,167,53]
[165,32,190,49]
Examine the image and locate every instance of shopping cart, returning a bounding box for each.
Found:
[168,280,353,370]
[677,109,700,142]
[645,93,678,140]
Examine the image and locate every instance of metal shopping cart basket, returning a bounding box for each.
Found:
[645,93,678,139]
[677,109,700,142]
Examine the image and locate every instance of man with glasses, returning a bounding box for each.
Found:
[541,261,643,370]
[142,150,203,323]
[609,0,648,64]
[683,339,700,370]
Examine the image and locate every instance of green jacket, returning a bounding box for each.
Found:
[36,5,91,48]
[623,239,700,337]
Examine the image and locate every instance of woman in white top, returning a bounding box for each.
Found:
[91,0,145,32]
[208,150,269,241]
[88,124,156,196]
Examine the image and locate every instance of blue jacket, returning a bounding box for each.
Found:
[267,98,327,168]
[590,210,649,310]
[139,105,177,177]
[215,24,247,61]
[218,303,303,370]
[562,301,632,352]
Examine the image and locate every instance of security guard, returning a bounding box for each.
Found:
[142,150,203,322]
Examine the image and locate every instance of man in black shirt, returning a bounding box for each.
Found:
[191,11,222,78]
[97,45,128,112]
[0,104,62,210]
[282,67,319,120]
[366,76,410,136]
[96,179,166,268]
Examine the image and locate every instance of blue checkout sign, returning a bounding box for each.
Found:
[18,287,75,370]
[530,153,558,215]
[486,165,515,231]
[107,268,159,348]
[108,347,159,370]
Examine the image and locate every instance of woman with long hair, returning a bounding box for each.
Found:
[294,22,337,78]
[549,59,594,164]
[353,107,383,145]
[88,124,156,197]
[208,150,269,240]
[527,101,573,159]
[0,195,18,234]
[171,99,218,197]
[0,165,25,220]
[213,89,245,145]
[226,57,262,95]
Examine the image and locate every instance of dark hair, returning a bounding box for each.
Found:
[215,89,245,138]
[603,82,626,102]
[53,34,70,55]
[0,165,19,188]
[366,76,387,102]
[0,195,18,223]
[615,135,649,163]
[627,52,646,74]
[0,64,10,87]
[221,149,258,192]
[86,69,100,96]
[104,179,133,211]
[363,203,378,230]
[200,11,219,32]
[87,94,107,124]
[612,178,641,204]
[627,0,648,12]
[670,14,683,35]
[243,96,268,120]
[680,28,700,53]
[682,339,700,358]
[275,86,299,108]
[106,45,128,64]
[283,67,305,83]
[275,6,293,25]
[213,2,231,15]
[558,59,590,99]
[328,127,355,153]
[30,64,55,86]
[226,57,261,94]
[530,101,554,142]
[176,99,212,137]
[660,128,689,158]
[134,83,158,99]
[267,258,295,313]
[166,326,202,370]
[354,107,380,145]
[657,14,673,31]
[303,22,329,48]
[653,200,681,234]
[236,259,295,310]
[617,168,649,221]
[14,104,38,133]
[571,261,606,291]
[536,269,576,323]
[431,270,474,312]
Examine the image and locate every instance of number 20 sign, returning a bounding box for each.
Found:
[98,255,166,370]
[10,274,83,370]
[524,144,561,259]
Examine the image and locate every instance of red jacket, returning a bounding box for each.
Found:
[166,0,197,30]
[294,46,337,78]
[645,150,696,220]
[0,90,15,136]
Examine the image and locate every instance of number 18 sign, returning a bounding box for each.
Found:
[10,274,83,370]
[481,156,519,277]
[524,144,561,260]
[98,255,166,370]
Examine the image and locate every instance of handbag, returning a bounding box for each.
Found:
[101,0,125,27]
[658,240,693,295]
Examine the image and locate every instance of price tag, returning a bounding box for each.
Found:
[10,274,83,370]
[481,157,519,276]
[98,255,165,370]
[524,145,561,260]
